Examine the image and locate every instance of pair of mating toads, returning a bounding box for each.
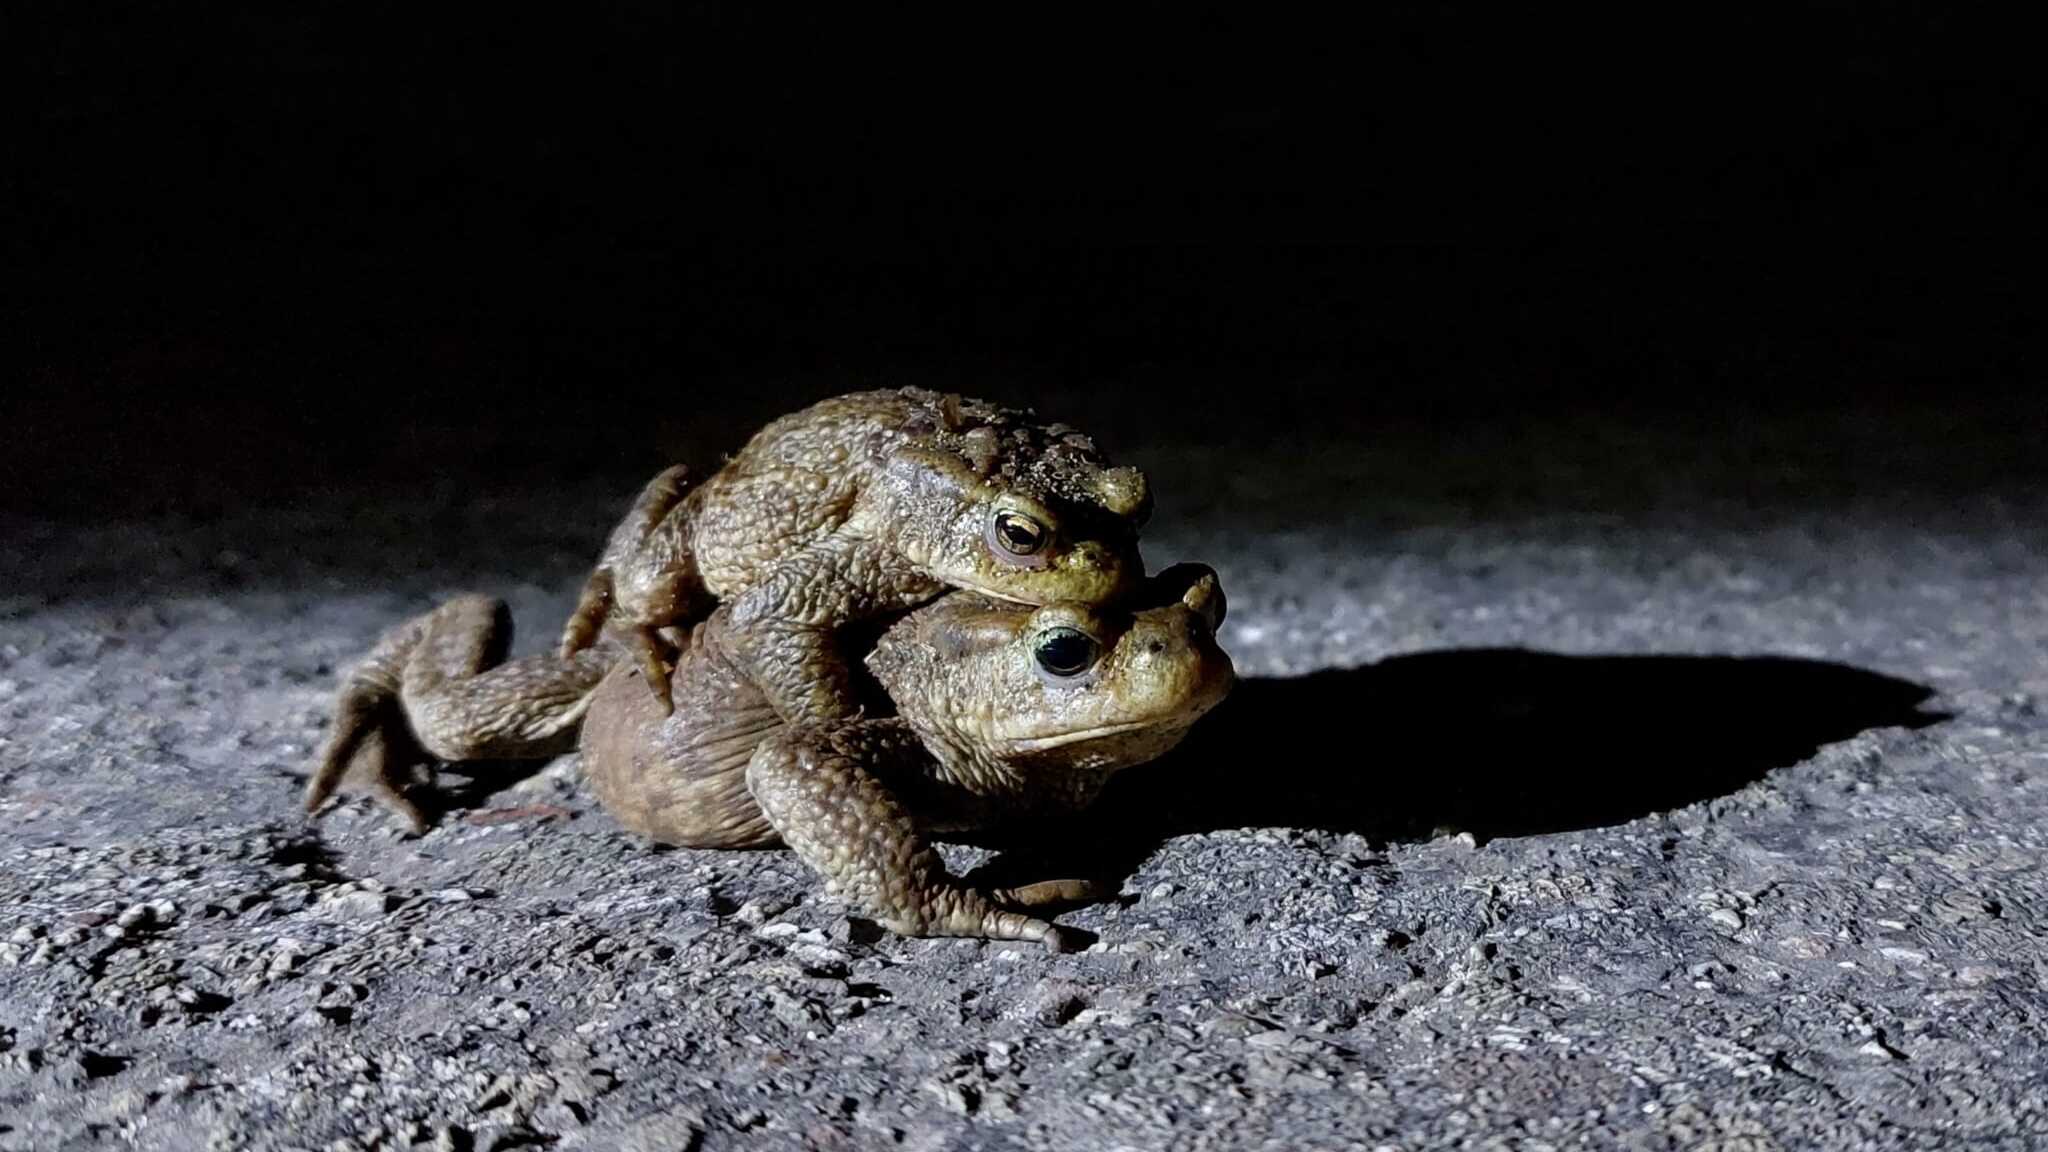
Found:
[303,388,1236,951]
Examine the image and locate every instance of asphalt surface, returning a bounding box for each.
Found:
[4,398,2046,1150]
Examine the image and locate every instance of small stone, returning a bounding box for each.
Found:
[789,943,850,973]
[1709,909,1743,930]
[110,1086,150,1119]
[925,1080,977,1116]
[767,988,829,1030]
[537,1099,592,1129]
[1777,936,1828,959]
[831,917,886,947]
[1881,946,1929,966]
[333,890,397,918]
[1859,1040,1902,1060]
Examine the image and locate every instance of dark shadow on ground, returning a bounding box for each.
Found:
[417,760,553,823]
[966,648,1950,891]
[323,646,1949,897]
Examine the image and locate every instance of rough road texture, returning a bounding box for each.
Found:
[4,402,2045,1151]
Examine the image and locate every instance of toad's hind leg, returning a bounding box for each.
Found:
[306,595,613,833]
[744,728,1079,952]
[560,465,707,713]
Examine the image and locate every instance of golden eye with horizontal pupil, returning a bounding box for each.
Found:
[1033,627,1099,677]
[991,510,1047,557]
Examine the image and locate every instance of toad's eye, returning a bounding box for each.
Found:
[1033,627,1099,678]
[990,510,1048,558]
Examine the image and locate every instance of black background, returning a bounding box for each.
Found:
[8,5,2041,517]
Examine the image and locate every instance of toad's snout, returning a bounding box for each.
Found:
[1128,562,1235,712]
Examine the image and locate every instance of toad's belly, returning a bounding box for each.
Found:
[579,652,784,849]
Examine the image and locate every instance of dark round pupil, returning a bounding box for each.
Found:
[999,515,1042,552]
[1034,628,1096,676]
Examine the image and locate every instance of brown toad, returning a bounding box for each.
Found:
[304,565,1233,949]
[558,387,1153,724]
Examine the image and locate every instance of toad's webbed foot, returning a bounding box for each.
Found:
[307,595,614,833]
[304,698,436,836]
[744,727,1079,951]
[561,466,707,715]
[988,877,1119,910]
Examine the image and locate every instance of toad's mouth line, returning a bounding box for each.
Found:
[954,580,1037,606]
[1006,720,1161,752]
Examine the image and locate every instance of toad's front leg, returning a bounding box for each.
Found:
[717,613,860,729]
[744,728,1079,952]
[721,537,942,727]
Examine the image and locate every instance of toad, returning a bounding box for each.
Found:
[304,566,1234,949]
[557,387,1154,725]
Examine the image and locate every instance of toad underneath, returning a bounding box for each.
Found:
[304,566,1234,950]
